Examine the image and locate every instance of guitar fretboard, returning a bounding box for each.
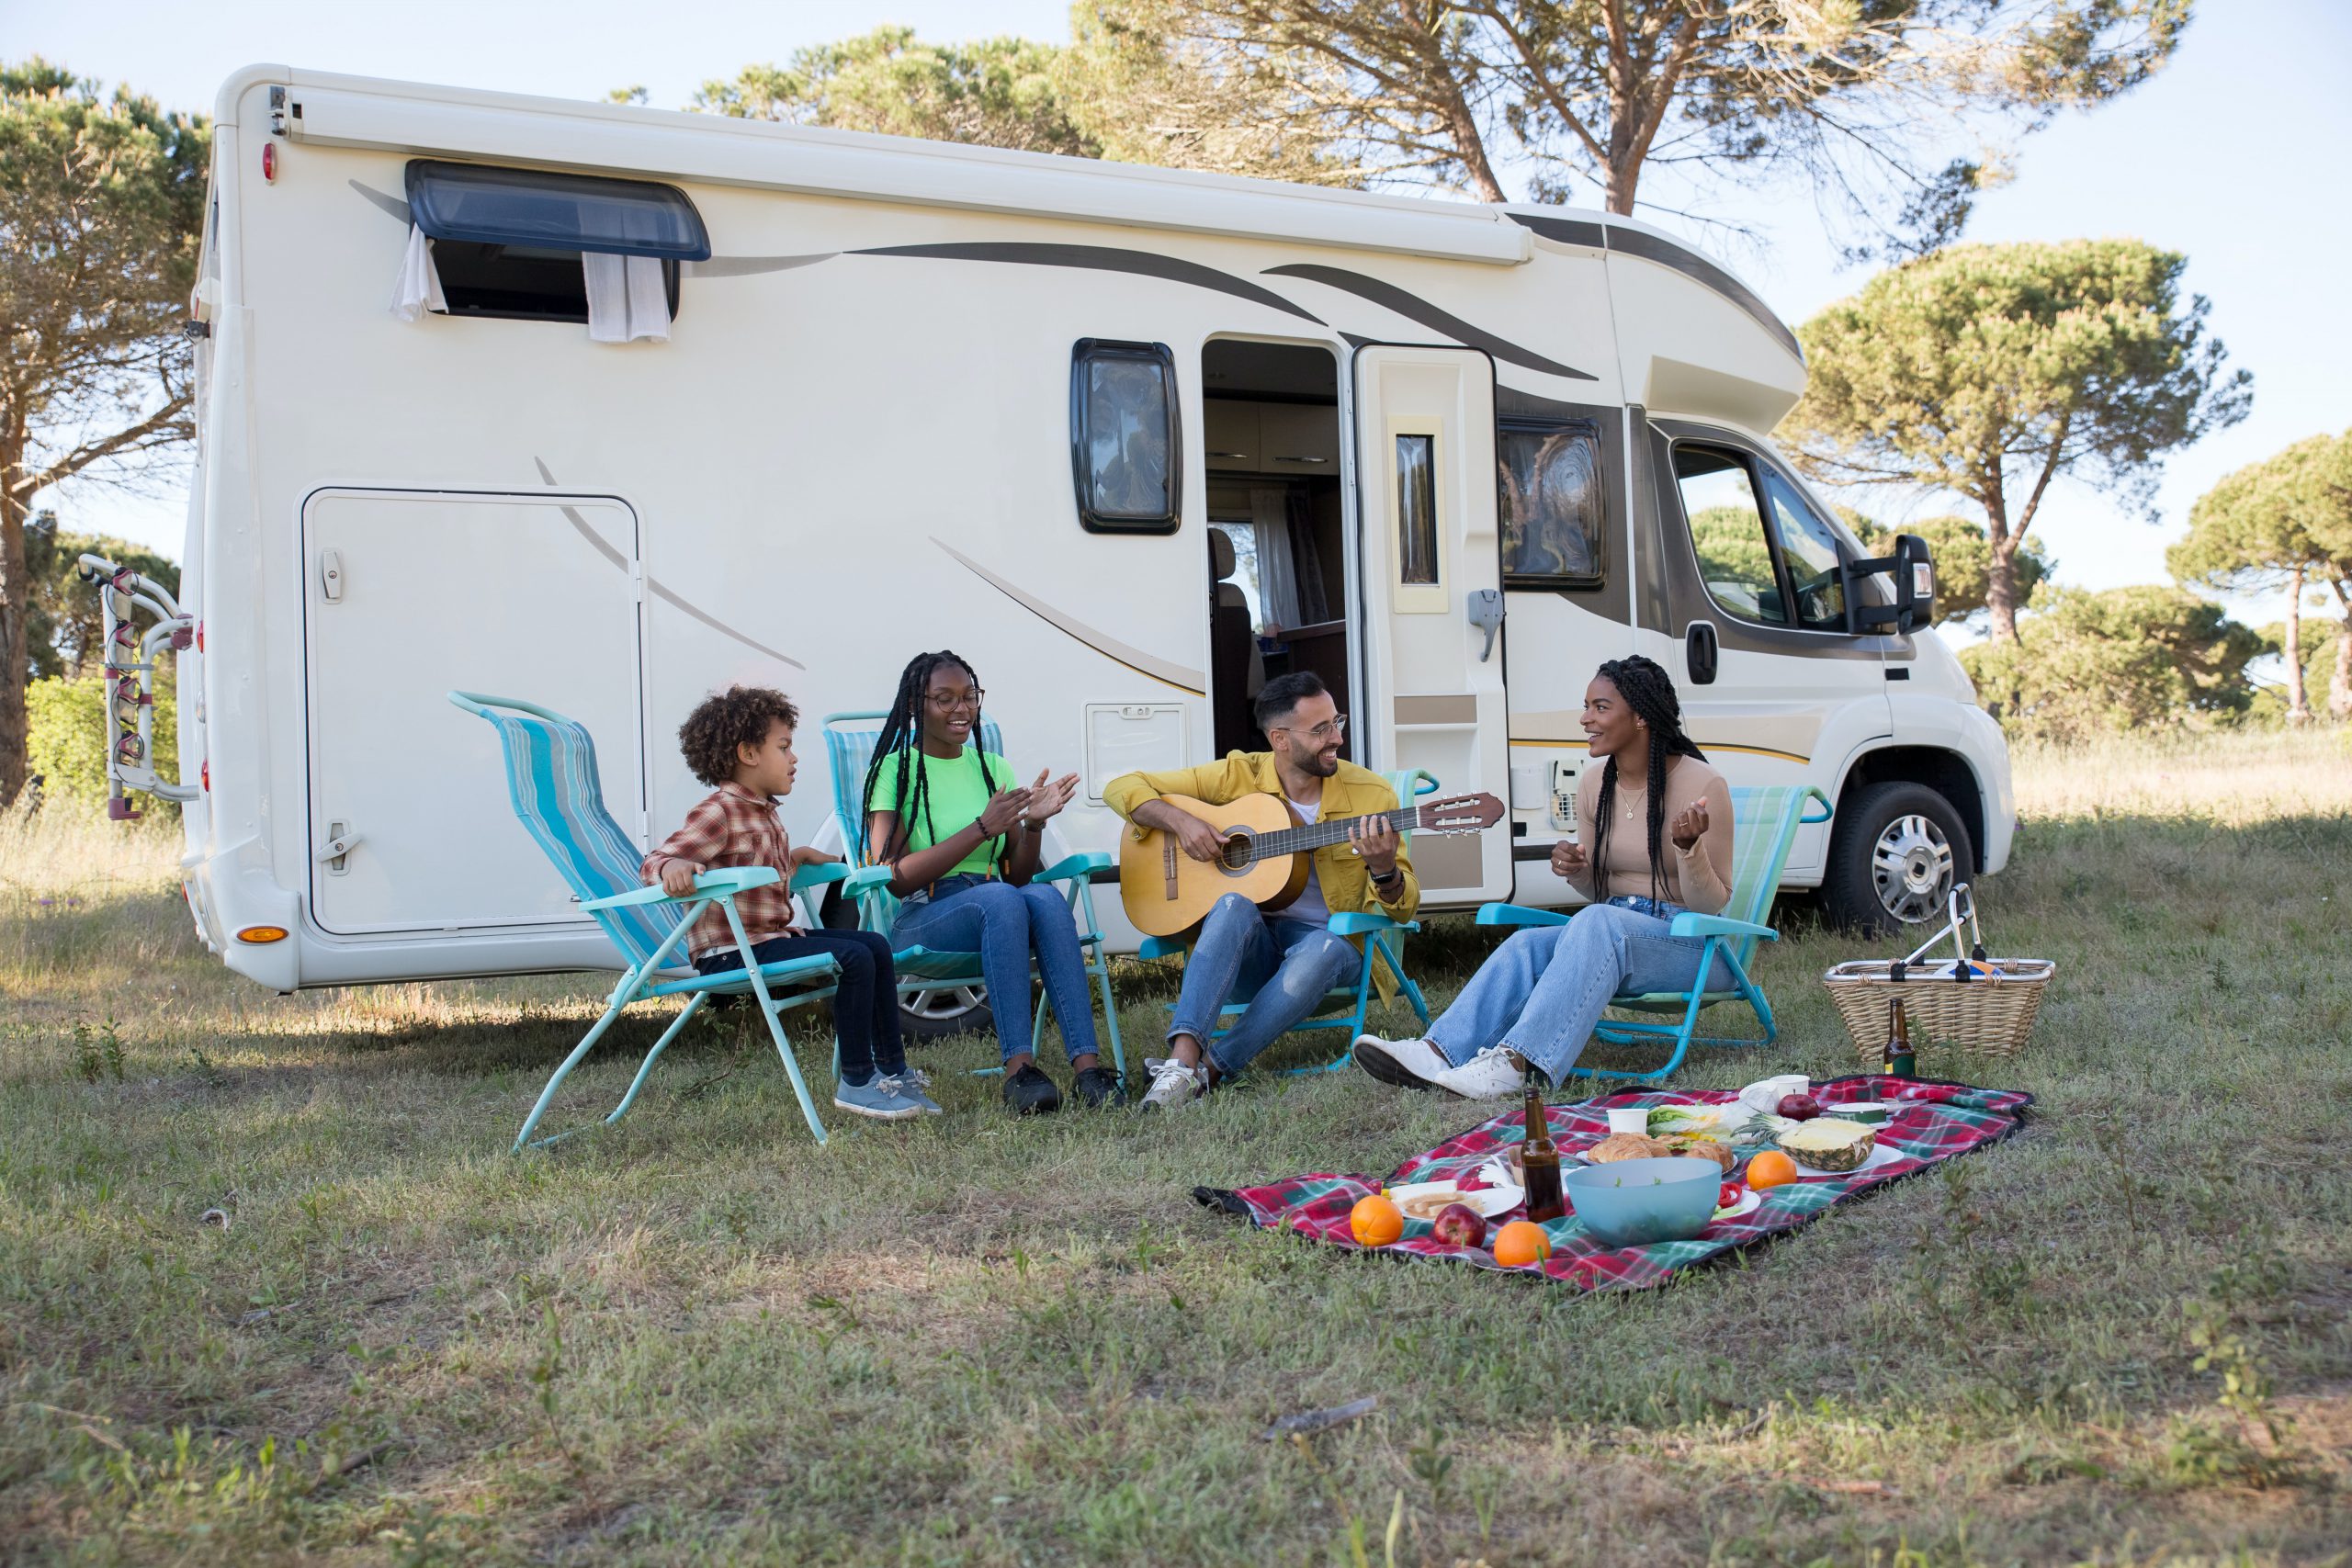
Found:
[1241,806,1426,864]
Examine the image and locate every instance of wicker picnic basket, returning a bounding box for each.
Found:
[1823,886,2055,1061]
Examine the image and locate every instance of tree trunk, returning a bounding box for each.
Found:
[0,426,29,805]
[2333,578,2352,721]
[1983,495,2020,644]
[2281,564,2311,724]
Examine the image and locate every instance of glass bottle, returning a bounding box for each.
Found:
[1882,994,1916,1079]
[1521,1078,1566,1224]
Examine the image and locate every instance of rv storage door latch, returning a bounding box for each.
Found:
[319,549,345,604]
[1466,590,1504,662]
[317,823,363,871]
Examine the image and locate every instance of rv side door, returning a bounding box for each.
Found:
[1351,345,1511,904]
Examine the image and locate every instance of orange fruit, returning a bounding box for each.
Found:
[1492,1219,1554,1268]
[1350,1193,1404,1247]
[1746,1150,1799,1190]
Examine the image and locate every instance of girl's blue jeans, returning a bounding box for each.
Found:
[1428,900,1732,1083]
[889,874,1102,1065]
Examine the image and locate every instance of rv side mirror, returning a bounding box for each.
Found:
[1848,533,1935,634]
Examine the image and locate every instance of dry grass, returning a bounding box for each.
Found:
[2,733,2349,1565]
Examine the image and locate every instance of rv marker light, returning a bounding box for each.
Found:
[236,926,289,944]
[200,760,209,792]
[262,142,277,183]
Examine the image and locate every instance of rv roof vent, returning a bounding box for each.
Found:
[403,161,711,262]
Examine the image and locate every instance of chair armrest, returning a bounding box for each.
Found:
[1475,902,1572,929]
[1799,785,1834,825]
[582,865,779,912]
[787,862,852,893]
[1327,911,1419,937]
[1667,911,1779,941]
[1137,935,1189,961]
[841,864,894,893]
[1035,851,1112,885]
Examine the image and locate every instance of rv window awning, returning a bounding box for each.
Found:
[404,160,711,261]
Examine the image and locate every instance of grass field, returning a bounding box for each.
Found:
[3,729,2348,1565]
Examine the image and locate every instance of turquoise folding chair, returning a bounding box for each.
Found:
[1475,784,1832,1084]
[453,693,885,1149]
[819,712,1125,1081]
[1136,769,1436,1076]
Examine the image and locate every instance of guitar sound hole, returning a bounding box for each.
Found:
[1217,834,1251,872]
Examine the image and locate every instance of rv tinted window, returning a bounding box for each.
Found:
[1498,424,1604,588]
[1071,341,1181,534]
[1673,446,1786,626]
[405,161,710,260]
[1759,468,1849,629]
[1396,434,1440,585]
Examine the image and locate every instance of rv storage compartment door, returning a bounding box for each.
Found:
[302,489,645,936]
[1351,346,1511,904]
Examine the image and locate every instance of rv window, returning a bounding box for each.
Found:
[1673,446,1787,626]
[405,161,710,260]
[1498,423,1604,588]
[1759,468,1849,630]
[1396,434,1440,585]
[1071,340,1181,534]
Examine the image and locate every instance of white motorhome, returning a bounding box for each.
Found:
[144,64,2010,1001]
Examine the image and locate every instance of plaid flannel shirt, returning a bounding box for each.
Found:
[641,782,804,960]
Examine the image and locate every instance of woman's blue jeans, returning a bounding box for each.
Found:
[890,874,1102,1065]
[1428,901,1732,1082]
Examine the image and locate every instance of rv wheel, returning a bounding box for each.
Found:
[1820,781,1976,934]
[899,985,994,1041]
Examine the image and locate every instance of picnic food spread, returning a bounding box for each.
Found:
[1777,1118,1878,1172]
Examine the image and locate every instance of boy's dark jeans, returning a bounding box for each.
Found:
[694,929,905,1083]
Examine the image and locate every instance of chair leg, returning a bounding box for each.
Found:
[600,992,710,1129]
[514,995,640,1152]
[716,903,830,1145]
[1091,945,1126,1081]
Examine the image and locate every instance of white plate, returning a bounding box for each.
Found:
[1710,1189,1764,1222]
[1389,1179,1524,1221]
[1789,1140,1905,1179]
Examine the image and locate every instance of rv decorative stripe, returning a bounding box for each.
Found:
[854,243,1326,325]
[1262,264,1598,382]
[1510,212,1804,364]
[931,538,1207,696]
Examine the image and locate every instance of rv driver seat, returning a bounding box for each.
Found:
[1210,529,1259,756]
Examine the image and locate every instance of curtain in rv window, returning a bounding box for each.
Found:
[1070,340,1182,535]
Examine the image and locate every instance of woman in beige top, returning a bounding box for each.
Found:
[1355,655,1737,1097]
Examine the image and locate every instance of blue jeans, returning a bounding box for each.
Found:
[890,874,1102,1065]
[1427,901,1733,1082]
[694,928,904,1085]
[1169,893,1363,1077]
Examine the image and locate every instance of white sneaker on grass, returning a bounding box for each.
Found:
[833,1077,922,1121]
[1138,1056,1209,1112]
[1425,1044,1528,1100]
[1351,1034,1452,1090]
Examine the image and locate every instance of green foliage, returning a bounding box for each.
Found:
[22,513,177,681]
[1785,239,2251,638]
[693,27,1101,156]
[25,667,178,817]
[1844,510,2053,627]
[1962,583,2267,741]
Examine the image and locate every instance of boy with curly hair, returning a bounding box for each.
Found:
[642,685,937,1121]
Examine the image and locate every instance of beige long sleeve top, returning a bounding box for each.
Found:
[1564,756,1734,914]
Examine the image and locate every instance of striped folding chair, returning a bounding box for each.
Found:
[452,693,880,1149]
[1475,784,1833,1084]
[1136,769,1436,1076]
[819,712,1125,1080]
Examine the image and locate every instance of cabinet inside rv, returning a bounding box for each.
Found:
[1199,341,1350,756]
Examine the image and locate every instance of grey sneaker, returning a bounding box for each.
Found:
[873,1071,942,1115]
[1138,1056,1208,1112]
[833,1076,922,1122]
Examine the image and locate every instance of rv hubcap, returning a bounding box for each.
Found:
[1871,814,1952,924]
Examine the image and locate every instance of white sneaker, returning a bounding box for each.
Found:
[1138,1055,1209,1112]
[1351,1034,1453,1090]
[1426,1044,1527,1100]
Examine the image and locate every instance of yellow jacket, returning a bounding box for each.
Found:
[1102,751,1419,999]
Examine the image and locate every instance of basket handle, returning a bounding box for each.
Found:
[1901,883,1981,971]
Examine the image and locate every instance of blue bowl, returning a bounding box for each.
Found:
[1563,1156,1724,1246]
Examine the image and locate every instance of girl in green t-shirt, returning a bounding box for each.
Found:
[861,650,1117,1114]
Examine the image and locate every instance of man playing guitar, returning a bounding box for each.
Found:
[1104,672,1419,1111]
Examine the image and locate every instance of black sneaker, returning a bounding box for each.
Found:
[1073,1065,1126,1109]
[1002,1062,1063,1115]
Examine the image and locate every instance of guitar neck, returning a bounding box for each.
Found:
[1249,806,1420,863]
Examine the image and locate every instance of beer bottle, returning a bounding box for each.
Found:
[1521,1078,1566,1224]
[1881,994,1916,1079]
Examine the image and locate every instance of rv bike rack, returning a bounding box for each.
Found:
[75,553,199,819]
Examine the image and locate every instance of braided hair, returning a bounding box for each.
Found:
[858,649,1010,881]
[1585,656,1707,906]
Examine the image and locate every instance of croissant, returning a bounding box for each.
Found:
[1588,1132,1674,1163]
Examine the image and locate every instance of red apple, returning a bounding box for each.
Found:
[1432,1202,1487,1248]
[1777,1092,1823,1121]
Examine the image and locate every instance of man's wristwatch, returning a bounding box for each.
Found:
[1370,864,1403,891]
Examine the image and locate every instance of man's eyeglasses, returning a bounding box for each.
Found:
[1273,714,1347,743]
[926,689,985,712]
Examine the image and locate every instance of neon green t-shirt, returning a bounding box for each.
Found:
[865,746,1013,877]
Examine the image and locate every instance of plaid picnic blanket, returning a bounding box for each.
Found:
[1194,1076,2033,1292]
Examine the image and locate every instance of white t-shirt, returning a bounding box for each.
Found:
[1276,792,1331,926]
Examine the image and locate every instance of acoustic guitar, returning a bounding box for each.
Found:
[1118,790,1506,938]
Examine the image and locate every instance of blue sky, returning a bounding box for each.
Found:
[17,0,2350,640]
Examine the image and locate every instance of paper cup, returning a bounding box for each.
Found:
[1605,1107,1652,1135]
